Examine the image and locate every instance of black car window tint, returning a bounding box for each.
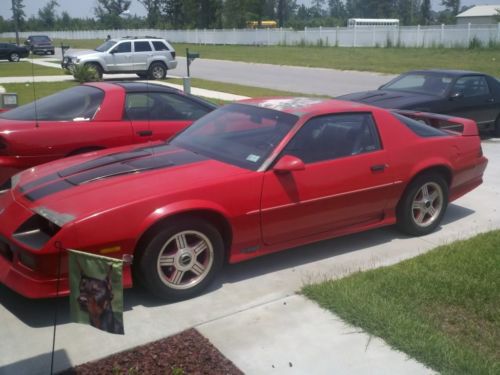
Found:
[152,94,210,121]
[124,93,154,120]
[454,76,490,98]
[0,86,104,121]
[392,113,448,137]
[284,113,381,164]
[152,41,169,51]
[112,42,131,53]
[134,41,152,52]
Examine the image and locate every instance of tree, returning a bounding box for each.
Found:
[138,0,161,27]
[420,0,431,25]
[277,0,297,27]
[94,0,131,28]
[11,0,25,43]
[441,0,460,16]
[329,0,346,19]
[38,0,59,29]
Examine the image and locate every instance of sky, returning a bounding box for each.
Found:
[0,0,497,20]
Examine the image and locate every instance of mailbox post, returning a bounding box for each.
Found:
[60,42,70,59]
[184,48,200,94]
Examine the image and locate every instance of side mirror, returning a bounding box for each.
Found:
[450,91,463,100]
[273,155,305,174]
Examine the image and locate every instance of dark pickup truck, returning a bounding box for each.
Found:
[25,35,55,55]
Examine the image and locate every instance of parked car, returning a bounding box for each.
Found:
[0,97,487,300]
[61,36,177,80]
[338,70,500,136]
[24,35,55,55]
[0,42,29,62]
[0,82,216,185]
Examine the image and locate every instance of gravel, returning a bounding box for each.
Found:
[60,328,243,375]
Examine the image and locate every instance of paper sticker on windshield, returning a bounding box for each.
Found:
[246,154,260,163]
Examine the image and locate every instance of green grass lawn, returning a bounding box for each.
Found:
[303,230,500,374]
[172,44,500,76]
[2,82,77,105]
[2,77,307,107]
[3,37,497,76]
[0,61,64,77]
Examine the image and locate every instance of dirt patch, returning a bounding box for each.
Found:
[60,328,243,375]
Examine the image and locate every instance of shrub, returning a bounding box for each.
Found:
[72,64,101,83]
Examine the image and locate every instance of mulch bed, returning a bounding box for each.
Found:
[60,328,243,375]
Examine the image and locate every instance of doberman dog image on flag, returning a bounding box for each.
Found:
[69,250,124,335]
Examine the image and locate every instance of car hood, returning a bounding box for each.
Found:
[65,49,98,58]
[337,90,435,109]
[12,143,250,221]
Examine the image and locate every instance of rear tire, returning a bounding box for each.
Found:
[148,62,167,80]
[9,52,20,62]
[134,217,224,300]
[396,173,448,236]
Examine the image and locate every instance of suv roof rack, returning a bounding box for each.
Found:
[120,36,161,40]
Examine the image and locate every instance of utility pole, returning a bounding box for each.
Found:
[12,0,20,45]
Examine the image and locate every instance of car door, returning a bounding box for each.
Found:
[107,41,132,72]
[132,41,153,72]
[448,75,497,126]
[0,44,8,59]
[124,92,210,143]
[261,112,394,245]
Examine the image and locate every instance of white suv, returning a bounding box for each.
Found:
[61,36,177,80]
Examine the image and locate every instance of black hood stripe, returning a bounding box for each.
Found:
[22,145,207,202]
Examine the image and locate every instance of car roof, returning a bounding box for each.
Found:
[111,82,181,93]
[405,69,485,77]
[240,97,375,117]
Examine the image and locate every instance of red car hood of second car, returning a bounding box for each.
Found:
[12,142,251,221]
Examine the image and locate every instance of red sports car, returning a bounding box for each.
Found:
[0,82,216,185]
[0,98,487,300]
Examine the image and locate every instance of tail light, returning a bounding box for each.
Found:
[171,51,176,59]
[478,145,483,158]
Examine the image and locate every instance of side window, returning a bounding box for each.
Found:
[284,113,381,164]
[453,76,490,98]
[153,94,210,120]
[111,42,131,54]
[134,41,152,52]
[124,92,210,121]
[152,41,169,51]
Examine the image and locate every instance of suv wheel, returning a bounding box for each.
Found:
[148,62,167,80]
[86,63,103,80]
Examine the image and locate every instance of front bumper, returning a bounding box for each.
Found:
[32,46,55,54]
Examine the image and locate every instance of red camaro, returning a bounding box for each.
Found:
[0,98,487,300]
[0,82,216,185]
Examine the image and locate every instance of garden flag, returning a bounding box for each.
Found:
[68,250,124,335]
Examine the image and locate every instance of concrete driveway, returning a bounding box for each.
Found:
[0,139,498,374]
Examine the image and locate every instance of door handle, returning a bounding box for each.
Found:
[371,164,386,172]
[137,130,153,136]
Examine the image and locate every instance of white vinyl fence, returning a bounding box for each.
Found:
[2,23,500,48]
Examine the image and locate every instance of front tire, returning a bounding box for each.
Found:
[396,173,448,236]
[135,217,224,300]
[9,52,20,62]
[148,62,167,80]
[86,62,103,80]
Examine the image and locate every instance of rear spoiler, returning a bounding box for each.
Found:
[393,109,479,136]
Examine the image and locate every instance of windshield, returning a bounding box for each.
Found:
[383,73,454,96]
[30,36,50,42]
[95,40,116,52]
[0,86,104,121]
[171,103,298,171]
